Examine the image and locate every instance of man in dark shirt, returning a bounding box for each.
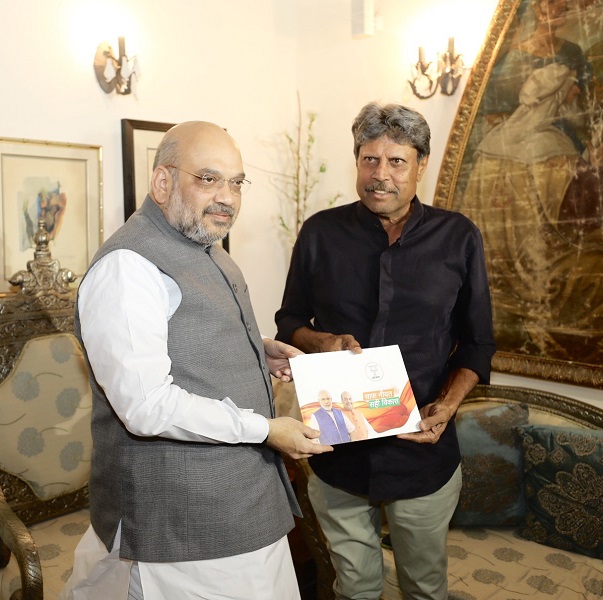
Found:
[275,103,495,600]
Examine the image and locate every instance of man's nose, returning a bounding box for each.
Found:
[372,158,389,180]
[214,182,237,205]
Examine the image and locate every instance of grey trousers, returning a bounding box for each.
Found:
[308,466,462,600]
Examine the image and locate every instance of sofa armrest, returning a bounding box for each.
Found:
[0,488,43,600]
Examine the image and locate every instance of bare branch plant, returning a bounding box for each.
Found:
[275,94,342,248]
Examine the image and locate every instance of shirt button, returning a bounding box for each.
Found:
[246,322,252,331]
[233,283,238,292]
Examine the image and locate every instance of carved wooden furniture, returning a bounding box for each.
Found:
[0,221,92,600]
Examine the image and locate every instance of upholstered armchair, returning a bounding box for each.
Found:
[0,221,91,600]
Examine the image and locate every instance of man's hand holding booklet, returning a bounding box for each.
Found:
[289,345,421,445]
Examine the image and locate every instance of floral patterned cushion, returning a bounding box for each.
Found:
[518,425,603,559]
[0,508,90,600]
[0,333,91,499]
[451,402,529,527]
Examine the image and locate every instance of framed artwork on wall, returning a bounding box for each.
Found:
[121,118,174,220]
[433,0,603,388]
[0,137,103,293]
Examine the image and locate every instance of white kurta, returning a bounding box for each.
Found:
[60,249,299,600]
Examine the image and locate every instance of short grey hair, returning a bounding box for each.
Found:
[152,135,180,170]
[150,133,180,190]
[352,103,431,162]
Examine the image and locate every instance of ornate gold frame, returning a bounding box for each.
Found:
[433,0,603,389]
[434,0,522,202]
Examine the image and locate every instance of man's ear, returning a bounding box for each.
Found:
[151,166,172,205]
[417,155,429,182]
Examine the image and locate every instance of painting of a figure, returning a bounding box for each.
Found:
[19,179,67,251]
[0,138,102,292]
[435,0,603,387]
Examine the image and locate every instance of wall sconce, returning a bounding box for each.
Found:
[93,37,140,95]
[408,37,463,99]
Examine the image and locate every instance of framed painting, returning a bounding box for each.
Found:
[121,118,174,220]
[0,137,103,293]
[434,0,603,388]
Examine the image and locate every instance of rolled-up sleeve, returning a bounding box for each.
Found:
[448,228,496,383]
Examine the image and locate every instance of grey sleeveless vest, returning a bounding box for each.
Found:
[75,197,299,562]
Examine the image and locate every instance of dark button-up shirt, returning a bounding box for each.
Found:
[276,198,495,501]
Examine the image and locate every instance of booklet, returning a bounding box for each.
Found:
[289,345,421,445]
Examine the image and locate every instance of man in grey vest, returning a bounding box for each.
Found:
[61,121,332,600]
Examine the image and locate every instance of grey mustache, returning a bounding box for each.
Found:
[365,183,397,193]
[204,203,235,216]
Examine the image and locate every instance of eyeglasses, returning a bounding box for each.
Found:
[164,165,251,195]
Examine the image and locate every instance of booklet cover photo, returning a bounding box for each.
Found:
[289,345,421,445]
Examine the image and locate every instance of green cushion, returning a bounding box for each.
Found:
[517,425,603,559]
[451,402,529,527]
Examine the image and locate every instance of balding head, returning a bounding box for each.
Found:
[149,121,245,246]
[153,121,241,171]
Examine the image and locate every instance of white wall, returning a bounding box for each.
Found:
[1,0,601,407]
[0,0,298,332]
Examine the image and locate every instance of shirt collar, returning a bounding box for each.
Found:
[400,196,424,241]
[355,196,424,242]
